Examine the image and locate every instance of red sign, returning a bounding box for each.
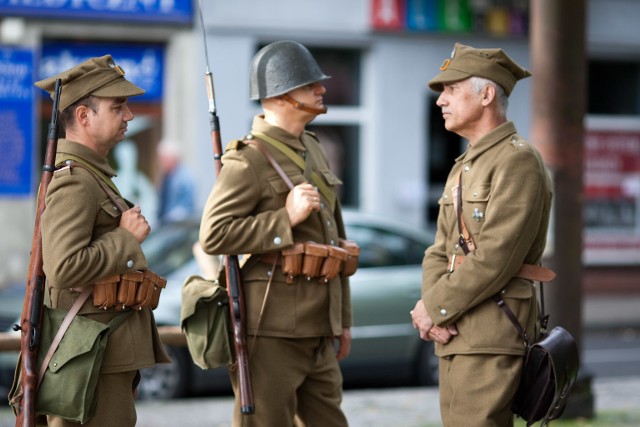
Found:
[371,0,406,30]
[583,127,640,265]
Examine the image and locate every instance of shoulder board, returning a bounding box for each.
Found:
[53,165,72,177]
[509,134,531,151]
[225,139,247,152]
[303,130,319,142]
[53,160,74,176]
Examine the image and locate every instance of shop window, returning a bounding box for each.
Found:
[588,60,640,115]
[425,95,465,226]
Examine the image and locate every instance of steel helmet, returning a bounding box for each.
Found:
[250,40,331,100]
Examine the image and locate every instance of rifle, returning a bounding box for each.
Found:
[198,0,254,415]
[14,79,62,427]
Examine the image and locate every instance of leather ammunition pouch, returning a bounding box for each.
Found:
[263,239,360,283]
[92,270,167,311]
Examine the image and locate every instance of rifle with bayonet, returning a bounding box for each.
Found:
[198,0,254,415]
[14,79,62,427]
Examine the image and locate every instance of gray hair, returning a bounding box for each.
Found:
[469,76,508,117]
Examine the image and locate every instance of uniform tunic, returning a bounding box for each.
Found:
[199,115,351,426]
[421,122,552,426]
[200,115,352,337]
[41,139,169,426]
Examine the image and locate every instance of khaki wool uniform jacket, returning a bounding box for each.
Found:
[422,122,552,358]
[200,115,352,338]
[41,139,169,373]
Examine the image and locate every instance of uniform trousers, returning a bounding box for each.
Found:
[438,353,523,427]
[47,370,138,427]
[230,335,348,427]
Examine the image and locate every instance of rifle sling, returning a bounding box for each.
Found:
[249,131,336,209]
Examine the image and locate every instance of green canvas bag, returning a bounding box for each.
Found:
[9,304,130,424]
[180,275,233,369]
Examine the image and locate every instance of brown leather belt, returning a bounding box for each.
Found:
[448,254,556,282]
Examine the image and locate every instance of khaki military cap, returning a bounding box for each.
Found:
[35,54,144,111]
[428,43,531,96]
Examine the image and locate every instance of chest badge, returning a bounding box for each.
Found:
[472,208,484,222]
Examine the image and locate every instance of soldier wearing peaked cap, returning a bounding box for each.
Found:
[34,55,170,427]
[200,41,352,427]
[410,43,553,426]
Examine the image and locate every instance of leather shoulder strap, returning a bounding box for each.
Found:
[63,160,129,213]
[244,140,294,190]
[250,131,336,208]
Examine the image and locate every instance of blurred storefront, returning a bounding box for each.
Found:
[0,0,638,291]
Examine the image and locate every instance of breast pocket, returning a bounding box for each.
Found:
[97,198,121,227]
[462,184,490,237]
[319,168,343,187]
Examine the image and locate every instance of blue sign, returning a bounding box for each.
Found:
[0,0,192,24]
[41,42,165,102]
[0,46,35,196]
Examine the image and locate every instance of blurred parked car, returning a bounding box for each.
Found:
[135,210,438,399]
[0,210,437,400]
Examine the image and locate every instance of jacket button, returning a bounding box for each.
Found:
[439,308,448,317]
[127,260,134,268]
[273,237,282,246]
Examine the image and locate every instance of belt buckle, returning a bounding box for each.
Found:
[448,254,457,273]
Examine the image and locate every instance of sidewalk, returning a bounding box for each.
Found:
[1,376,638,427]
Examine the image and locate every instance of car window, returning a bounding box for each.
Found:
[142,220,200,277]
[345,224,427,268]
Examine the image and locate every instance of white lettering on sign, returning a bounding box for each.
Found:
[2,0,177,13]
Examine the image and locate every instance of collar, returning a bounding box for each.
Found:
[252,115,307,152]
[456,122,518,164]
[56,139,117,177]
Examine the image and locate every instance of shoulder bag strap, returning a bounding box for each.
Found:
[37,287,132,389]
[63,160,129,213]
[452,170,536,346]
[452,171,477,255]
[244,140,294,190]
[250,131,336,208]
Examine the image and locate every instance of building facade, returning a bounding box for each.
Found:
[0,0,638,289]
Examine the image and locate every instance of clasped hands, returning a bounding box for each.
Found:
[410,300,458,344]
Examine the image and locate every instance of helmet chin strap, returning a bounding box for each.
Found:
[280,94,327,115]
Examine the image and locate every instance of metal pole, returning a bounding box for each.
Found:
[530,0,594,418]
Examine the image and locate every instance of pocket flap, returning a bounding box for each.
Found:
[463,184,491,202]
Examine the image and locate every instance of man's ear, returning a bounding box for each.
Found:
[481,85,496,106]
[75,105,90,125]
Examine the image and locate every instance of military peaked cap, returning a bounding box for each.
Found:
[428,43,531,96]
[35,54,144,111]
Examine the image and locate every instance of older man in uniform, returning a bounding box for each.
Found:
[35,55,169,427]
[411,43,553,426]
[199,40,352,427]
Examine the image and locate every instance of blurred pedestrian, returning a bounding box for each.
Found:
[34,54,170,427]
[411,43,553,426]
[157,139,197,224]
[199,40,353,427]
[113,139,159,228]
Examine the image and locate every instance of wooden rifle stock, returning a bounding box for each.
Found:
[199,0,254,413]
[15,79,62,427]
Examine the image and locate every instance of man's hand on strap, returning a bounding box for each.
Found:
[410,299,458,344]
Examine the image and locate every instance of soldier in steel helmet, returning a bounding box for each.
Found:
[34,55,170,426]
[410,43,553,426]
[199,40,351,426]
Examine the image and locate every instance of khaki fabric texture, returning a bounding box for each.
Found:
[428,43,531,96]
[34,54,144,111]
[422,122,552,357]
